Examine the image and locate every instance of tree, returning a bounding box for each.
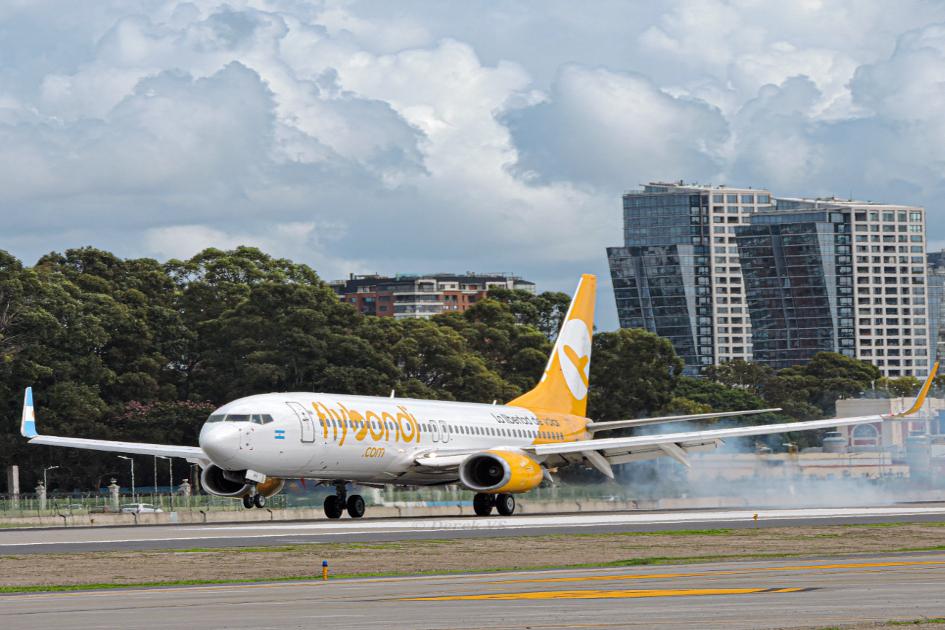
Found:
[702,359,773,395]
[670,377,769,413]
[486,288,572,338]
[877,376,922,398]
[435,297,552,394]
[588,328,683,421]
[764,352,881,418]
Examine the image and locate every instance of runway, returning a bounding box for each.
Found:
[1,504,945,553]
[4,551,945,629]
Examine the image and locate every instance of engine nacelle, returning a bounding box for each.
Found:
[459,450,543,494]
[200,465,285,498]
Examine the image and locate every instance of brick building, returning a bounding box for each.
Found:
[330,273,535,319]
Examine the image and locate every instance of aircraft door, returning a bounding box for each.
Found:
[439,420,450,443]
[285,401,317,443]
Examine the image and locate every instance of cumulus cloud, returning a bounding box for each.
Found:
[506,65,729,187]
[1,0,945,328]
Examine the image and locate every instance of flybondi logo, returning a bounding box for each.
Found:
[556,319,591,400]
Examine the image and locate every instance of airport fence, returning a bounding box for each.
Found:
[0,482,636,516]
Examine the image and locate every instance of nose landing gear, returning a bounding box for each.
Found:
[323,481,366,519]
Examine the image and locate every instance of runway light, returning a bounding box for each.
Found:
[322,560,328,581]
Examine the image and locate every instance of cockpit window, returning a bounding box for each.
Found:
[206,413,274,424]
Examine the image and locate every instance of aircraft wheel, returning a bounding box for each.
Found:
[473,493,495,516]
[495,493,515,516]
[346,494,366,518]
[242,494,254,509]
[324,495,344,519]
[253,494,267,509]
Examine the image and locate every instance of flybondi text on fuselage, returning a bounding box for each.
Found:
[312,402,422,445]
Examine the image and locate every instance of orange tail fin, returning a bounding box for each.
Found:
[508,274,596,417]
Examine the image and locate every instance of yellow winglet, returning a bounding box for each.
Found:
[895,361,939,417]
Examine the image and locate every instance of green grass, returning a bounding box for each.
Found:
[171,541,418,554]
[887,619,945,626]
[617,528,736,537]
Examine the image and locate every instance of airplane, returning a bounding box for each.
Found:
[20,274,938,519]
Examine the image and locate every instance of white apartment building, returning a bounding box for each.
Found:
[773,198,931,378]
[705,186,775,363]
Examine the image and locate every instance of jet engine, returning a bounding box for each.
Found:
[200,465,285,498]
[458,450,543,494]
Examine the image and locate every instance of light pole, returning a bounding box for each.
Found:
[117,456,135,502]
[156,456,173,498]
[43,465,59,489]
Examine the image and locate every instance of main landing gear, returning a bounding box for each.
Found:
[242,493,267,509]
[324,481,365,519]
[473,492,515,516]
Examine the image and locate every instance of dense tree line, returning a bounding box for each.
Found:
[0,246,927,492]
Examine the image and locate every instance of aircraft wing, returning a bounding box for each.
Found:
[586,407,782,432]
[20,388,209,465]
[534,362,939,479]
[532,413,883,477]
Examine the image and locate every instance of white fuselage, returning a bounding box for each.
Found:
[198,393,585,485]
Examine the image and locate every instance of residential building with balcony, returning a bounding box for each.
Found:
[736,198,930,378]
[330,273,535,319]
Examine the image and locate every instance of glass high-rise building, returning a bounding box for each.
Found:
[927,250,945,369]
[736,198,930,378]
[607,182,772,375]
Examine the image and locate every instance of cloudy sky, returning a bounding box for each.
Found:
[2,0,945,328]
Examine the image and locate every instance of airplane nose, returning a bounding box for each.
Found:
[199,423,241,467]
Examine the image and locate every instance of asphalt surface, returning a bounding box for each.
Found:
[2,504,945,554]
[4,551,945,629]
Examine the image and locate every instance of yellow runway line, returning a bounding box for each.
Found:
[403,587,807,601]
[489,559,945,585]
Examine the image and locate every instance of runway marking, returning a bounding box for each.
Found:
[489,559,945,584]
[402,586,810,601]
